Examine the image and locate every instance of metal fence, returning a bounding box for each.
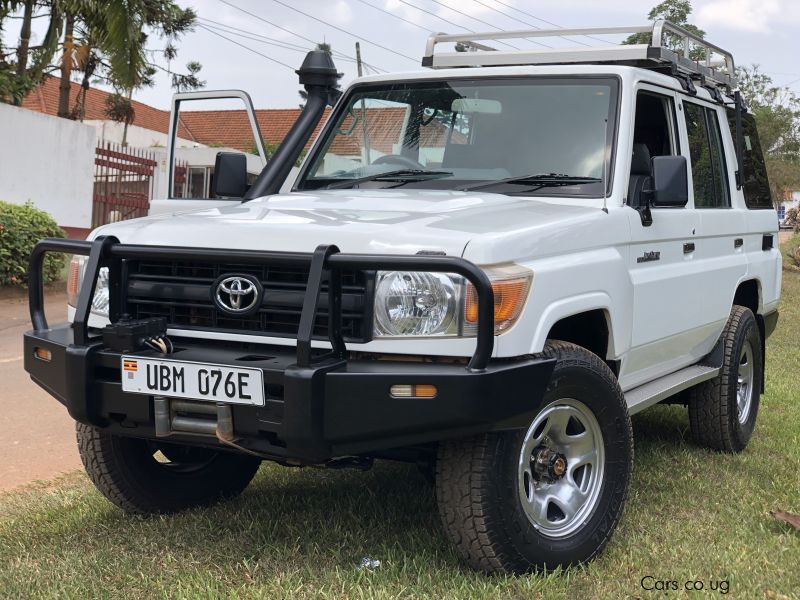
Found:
[92,142,156,227]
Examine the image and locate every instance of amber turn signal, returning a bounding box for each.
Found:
[465,276,531,333]
[390,384,438,398]
[34,347,52,362]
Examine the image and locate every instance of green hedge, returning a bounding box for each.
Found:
[0,201,66,287]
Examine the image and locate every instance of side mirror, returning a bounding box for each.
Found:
[213,152,248,198]
[650,155,689,208]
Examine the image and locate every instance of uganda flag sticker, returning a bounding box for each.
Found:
[123,359,138,372]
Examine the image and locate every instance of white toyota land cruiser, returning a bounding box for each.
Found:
[24,22,781,574]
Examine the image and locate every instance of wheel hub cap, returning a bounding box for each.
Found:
[532,447,568,483]
[736,340,755,424]
[518,398,605,539]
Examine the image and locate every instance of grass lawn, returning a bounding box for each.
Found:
[1,280,799,598]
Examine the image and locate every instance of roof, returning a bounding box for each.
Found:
[179,108,333,152]
[22,76,458,155]
[22,75,172,134]
[21,76,327,150]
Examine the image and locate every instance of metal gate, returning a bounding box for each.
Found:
[93,142,156,227]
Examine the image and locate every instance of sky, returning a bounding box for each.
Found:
[22,0,800,109]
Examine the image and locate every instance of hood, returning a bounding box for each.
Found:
[93,190,607,261]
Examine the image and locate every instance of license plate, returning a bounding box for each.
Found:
[121,356,265,406]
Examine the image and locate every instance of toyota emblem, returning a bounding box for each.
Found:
[212,274,263,316]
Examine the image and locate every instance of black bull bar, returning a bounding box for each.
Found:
[25,236,555,462]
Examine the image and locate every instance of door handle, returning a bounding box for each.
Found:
[683,242,695,254]
[734,238,743,248]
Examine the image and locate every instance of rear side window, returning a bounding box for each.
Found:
[727,111,773,209]
[683,103,731,208]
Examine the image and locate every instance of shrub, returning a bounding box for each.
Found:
[0,201,66,287]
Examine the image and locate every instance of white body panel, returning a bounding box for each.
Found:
[80,64,780,399]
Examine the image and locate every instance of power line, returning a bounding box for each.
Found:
[350,0,432,33]
[266,0,419,64]
[203,22,343,59]
[198,17,312,52]
[216,0,387,72]
[426,0,535,49]
[395,0,527,51]
[489,0,615,45]
[198,24,296,71]
[198,17,383,71]
[467,0,591,47]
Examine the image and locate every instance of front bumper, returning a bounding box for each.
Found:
[25,324,555,463]
[25,237,555,463]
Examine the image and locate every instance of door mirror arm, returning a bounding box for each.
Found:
[636,191,653,227]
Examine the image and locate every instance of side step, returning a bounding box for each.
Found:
[624,364,720,415]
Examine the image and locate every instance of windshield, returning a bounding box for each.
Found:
[297,77,618,197]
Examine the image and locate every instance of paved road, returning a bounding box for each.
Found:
[0,290,82,492]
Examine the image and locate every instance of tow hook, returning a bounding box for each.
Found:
[533,446,568,484]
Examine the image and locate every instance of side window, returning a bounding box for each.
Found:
[629,91,677,207]
[683,103,731,208]
[726,111,773,209]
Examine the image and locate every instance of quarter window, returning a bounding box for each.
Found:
[727,111,773,209]
[683,103,730,208]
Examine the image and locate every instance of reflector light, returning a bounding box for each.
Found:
[34,347,52,362]
[390,384,438,398]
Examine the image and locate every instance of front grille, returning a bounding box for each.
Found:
[122,259,374,342]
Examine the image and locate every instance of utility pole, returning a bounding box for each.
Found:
[355,41,364,77]
[355,42,371,164]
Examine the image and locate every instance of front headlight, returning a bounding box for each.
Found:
[373,264,532,338]
[67,255,110,317]
[374,271,459,336]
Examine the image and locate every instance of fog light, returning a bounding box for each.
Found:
[390,384,437,398]
[34,347,52,362]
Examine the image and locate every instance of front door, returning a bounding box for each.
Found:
[621,87,707,390]
[149,90,268,216]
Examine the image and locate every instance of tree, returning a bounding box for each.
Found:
[0,0,64,104]
[0,0,204,114]
[623,0,706,60]
[61,0,203,120]
[737,65,800,204]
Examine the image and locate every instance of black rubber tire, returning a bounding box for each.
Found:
[688,305,763,453]
[76,423,261,514]
[435,341,633,574]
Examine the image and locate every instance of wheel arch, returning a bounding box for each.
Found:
[531,294,618,364]
[732,277,766,392]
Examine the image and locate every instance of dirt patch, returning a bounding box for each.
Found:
[0,289,82,492]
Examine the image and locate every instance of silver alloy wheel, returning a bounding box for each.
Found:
[517,398,605,539]
[737,340,755,424]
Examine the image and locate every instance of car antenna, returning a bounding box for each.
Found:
[602,117,609,214]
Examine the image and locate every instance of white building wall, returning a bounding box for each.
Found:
[0,103,95,229]
[88,120,198,149]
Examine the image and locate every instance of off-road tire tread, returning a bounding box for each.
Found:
[688,305,761,452]
[436,341,632,574]
[76,423,260,514]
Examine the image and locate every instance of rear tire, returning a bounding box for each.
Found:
[435,341,633,574]
[689,305,762,452]
[76,423,261,514]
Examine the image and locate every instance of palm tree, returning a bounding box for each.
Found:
[57,0,197,119]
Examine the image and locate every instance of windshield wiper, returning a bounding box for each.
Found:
[457,173,601,193]
[324,169,452,190]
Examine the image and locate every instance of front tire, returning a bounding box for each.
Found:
[77,423,261,514]
[435,341,633,574]
[689,305,763,452]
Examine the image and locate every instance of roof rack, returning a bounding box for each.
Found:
[422,20,737,92]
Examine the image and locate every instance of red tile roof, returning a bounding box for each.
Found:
[22,76,322,150]
[23,76,460,155]
[23,75,173,135]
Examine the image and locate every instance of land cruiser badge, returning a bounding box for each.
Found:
[637,251,661,264]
